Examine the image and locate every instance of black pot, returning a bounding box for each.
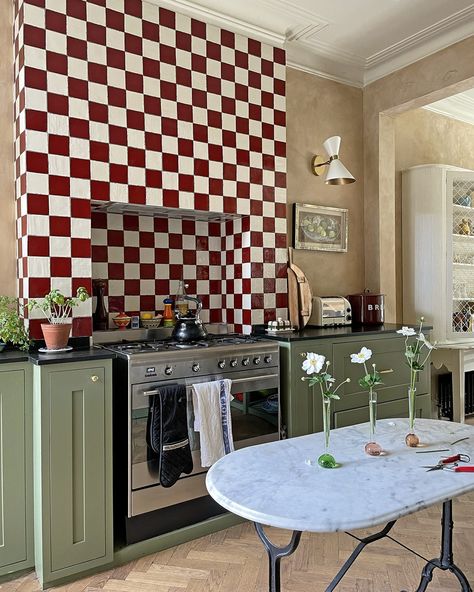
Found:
[171,295,208,342]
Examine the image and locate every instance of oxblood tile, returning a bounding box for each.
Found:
[108,263,124,279]
[25,67,47,90]
[91,180,110,201]
[139,232,154,248]
[28,278,51,298]
[68,77,88,99]
[92,245,108,262]
[196,236,208,251]
[129,185,146,204]
[108,296,124,312]
[26,152,48,173]
[140,263,155,279]
[70,158,91,179]
[183,250,196,265]
[169,264,183,280]
[28,236,49,256]
[26,109,47,131]
[72,317,93,337]
[125,279,140,294]
[140,295,155,311]
[276,293,288,308]
[45,10,66,33]
[124,247,139,263]
[24,24,45,48]
[50,257,71,277]
[154,218,168,232]
[169,234,182,249]
[72,238,91,258]
[155,249,169,264]
[155,280,170,297]
[196,266,209,280]
[106,8,124,31]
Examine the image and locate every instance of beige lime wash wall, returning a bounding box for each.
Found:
[0,2,15,296]
[364,36,474,322]
[394,108,474,320]
[285,68,365,296]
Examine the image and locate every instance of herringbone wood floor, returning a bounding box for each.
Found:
[1,494,474,592]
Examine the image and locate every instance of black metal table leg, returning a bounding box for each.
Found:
[415,500,472,592]
[254,523,302,592]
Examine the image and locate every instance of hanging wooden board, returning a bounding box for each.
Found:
[287,266,299,329]
[288,248,313,328]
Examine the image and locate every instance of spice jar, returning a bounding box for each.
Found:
[162,298,175,327]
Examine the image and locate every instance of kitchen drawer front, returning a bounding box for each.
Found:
[333,337,429,397]
[333,392,432,429]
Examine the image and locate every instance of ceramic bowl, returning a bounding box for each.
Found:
[141,316,163,329]
[113,315,131,330]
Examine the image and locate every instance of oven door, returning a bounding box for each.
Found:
[130,369,280,492]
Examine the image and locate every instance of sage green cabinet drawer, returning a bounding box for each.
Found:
[34,361,113,587]
[333,337,429,396]
[333,392,431,429]
[0,364,33,577]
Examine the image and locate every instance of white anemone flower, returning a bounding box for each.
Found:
[417,332,435,350]
[350,347,372,364]
[396,326,416,337]
[302,352,325,375]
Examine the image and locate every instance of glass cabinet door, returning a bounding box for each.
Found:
[448,171,474,336]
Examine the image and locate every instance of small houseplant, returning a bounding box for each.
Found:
[29,287,90,350]
[0,296,30,351]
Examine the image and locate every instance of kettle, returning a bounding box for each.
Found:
[171,295,208,342]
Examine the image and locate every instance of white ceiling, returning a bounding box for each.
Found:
[424,88,474,126]
[154,0,474,86]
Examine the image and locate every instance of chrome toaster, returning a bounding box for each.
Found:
[308,296,352,327]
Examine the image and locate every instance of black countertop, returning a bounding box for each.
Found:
[254,323,430,342]
[28,348,116,366]
[0,350,30,364]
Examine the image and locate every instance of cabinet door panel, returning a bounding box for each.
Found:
[49,367,107,571]
[333,393,431,429]
[0,370,28,570]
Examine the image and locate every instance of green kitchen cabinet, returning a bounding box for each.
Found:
[279,330,432,438]
[33,360,113,587]
[0,362,34,577]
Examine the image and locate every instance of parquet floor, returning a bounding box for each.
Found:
[2,494,474,592]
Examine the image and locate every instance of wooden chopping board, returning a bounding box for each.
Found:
[287,266,299,329]
[288,248,313,328]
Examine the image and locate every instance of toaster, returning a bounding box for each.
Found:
[308,296,352,327]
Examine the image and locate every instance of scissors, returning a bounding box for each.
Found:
[423,453,472,472]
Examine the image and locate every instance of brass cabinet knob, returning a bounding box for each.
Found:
[91,375,99,382]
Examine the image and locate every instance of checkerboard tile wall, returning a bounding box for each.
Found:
[15,0,287,338]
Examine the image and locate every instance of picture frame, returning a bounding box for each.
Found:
[293,203,348,252]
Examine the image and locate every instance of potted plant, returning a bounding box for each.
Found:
[29,287,90,350]
[0,296,30,351]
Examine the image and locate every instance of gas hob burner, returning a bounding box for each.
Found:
[173,341,209,349]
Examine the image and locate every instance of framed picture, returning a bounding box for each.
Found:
[293,203,348,252]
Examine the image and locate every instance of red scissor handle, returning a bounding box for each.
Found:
[451,466,474,472]
[441,454,470,464]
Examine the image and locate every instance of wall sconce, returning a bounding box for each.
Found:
[311,136,355,185]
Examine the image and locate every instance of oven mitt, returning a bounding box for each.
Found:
[146,384,193,488]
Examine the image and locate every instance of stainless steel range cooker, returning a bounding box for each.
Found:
[98,334,280,544]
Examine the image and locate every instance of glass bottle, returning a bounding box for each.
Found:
[405,386,420,447]
[318,396,337,468]
[175,280,189,317]
[162,298,175,327]
[92,279,108,331]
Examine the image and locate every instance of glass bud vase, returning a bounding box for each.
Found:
[318,397,337,468]
[405,386,420,447]
[365,391,382,456]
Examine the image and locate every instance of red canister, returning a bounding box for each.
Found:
[347,291,385,325]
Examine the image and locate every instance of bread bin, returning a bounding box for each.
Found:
[347,291,384,325]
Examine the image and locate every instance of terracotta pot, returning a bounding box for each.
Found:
[41,323,72,350]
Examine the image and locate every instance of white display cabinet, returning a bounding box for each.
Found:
[402,164,474,343]
[402,164,474,424]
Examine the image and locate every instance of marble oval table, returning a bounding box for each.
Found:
[206,418,474,592]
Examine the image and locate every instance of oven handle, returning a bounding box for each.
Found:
[142,374,279,396]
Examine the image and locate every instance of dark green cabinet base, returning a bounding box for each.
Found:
[0,363,33,577]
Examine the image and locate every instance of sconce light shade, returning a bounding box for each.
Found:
[312,135,355,185]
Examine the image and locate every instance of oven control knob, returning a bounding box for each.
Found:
[218,360,226,369]
[242,357,250,366]
[264,355,272,364]
[230,359,238,367]
[164,366,173,375]
[253,356,261,365]
[192,363,200,373]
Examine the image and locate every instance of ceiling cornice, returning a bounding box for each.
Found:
[149,0,286,47]
[423,94,474,126]
[148,0,474,88]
